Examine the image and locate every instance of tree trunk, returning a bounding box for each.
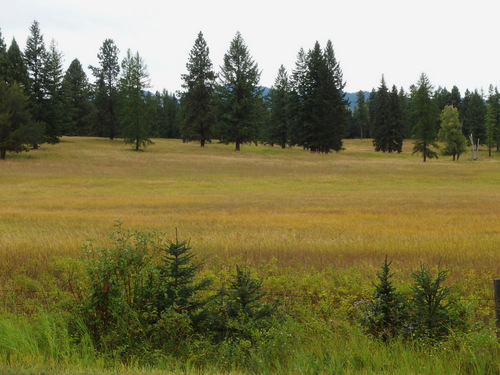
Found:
[235,141,240,151]
[0,148,6,159]
[201,138,205,147]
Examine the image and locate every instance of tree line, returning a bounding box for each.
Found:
[1,20,499,160]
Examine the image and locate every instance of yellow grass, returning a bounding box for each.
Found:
[1,137,500,286]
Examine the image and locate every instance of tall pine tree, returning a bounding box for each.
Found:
[119,49,152,151]
[266,65,291,148]
[180,32,216,147]
[90,39,120,139]
[216,32,263,151]
[411,73,439,162]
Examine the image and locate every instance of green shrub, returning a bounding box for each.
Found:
[360,256,407,341]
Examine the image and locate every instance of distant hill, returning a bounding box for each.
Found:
[260,87,370,111]
[343,91,370,111]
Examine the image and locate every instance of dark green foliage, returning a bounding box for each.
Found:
[361,256,406,341]
[290,41,348,153]
[154,237,212,321]
[409,261,455,341]
[351,90,369,138]
[24,20,46,148]
[119,49,153,151]
[216,32,264,151]
[461,89,486,142]
[6,38,30,88]
[90,39,120,139]
[78,224,281,361]
[0,81,32,159]
[372,78,404,153]
[61,59,95,136]
[180,32,216,146]
[411,73,439,162]
[0,29,7,81]
[486,86,500,153]
[40,39,64,144]
[265,65,292,148]
[209,266,280,355]
[80,224,212,356]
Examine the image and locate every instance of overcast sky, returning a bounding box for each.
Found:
[1,0,498,95]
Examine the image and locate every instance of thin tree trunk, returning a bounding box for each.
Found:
[235,141,240,151]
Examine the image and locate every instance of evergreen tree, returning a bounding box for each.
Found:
[90,39,120,139]
[411,73,439,162]
[6,38,30,88]
[0,81,32,159]
[484,102,497,157]
[486,85,500,152]
[438,105,467,160]
[41,39,64,143]
[119,49,152,151]
[180,32,216,147]
[372,78,404,153]
[461,89,486,142]
[398,87,411,139]
[367,88,377,138]
[0,30,9,81]
[61,58,95,135]
[353,91,369,139]
[266,65,291,148]
[290,41,347,153]
[156,238,212,323]
[24,20,47,147]
[216,32,263,151]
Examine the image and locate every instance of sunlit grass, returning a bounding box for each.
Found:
[1,137,500,285]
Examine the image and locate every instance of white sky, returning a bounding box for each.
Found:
[1,0,498,95]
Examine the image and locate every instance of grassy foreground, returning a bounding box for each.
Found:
[1,137,500,373]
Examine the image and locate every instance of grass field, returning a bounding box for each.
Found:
[1,137,500,277]
[1,137,500,373]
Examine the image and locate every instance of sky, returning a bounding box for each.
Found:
[1,0,499,95]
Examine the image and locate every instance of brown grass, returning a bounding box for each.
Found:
[1,137,500,286]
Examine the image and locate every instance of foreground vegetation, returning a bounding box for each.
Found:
[1,137,500,373]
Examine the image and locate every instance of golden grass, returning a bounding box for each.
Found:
[1,137,500,285]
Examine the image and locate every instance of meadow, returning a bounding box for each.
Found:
[1,137,500,373]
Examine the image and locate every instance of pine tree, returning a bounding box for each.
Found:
[61,59,95,135]
[90,39,120,139]
[24,20,47,147]
[216,32,263,151]
[156,238,212,321]
[486,86,500,152]
[266,65,291,148]
[0,29,9,81]
[6,38,30,88]
[372,79,404,153]
[180,32,216,147]
[41,39,64,143]
[119,49,152,151]
[290,41,347,153]
[438,105,467,160]
[461,89,486,142]
[411,73,439,162]
[0,81,32,159]
[484,103,496,157]
[353,91,369,139]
